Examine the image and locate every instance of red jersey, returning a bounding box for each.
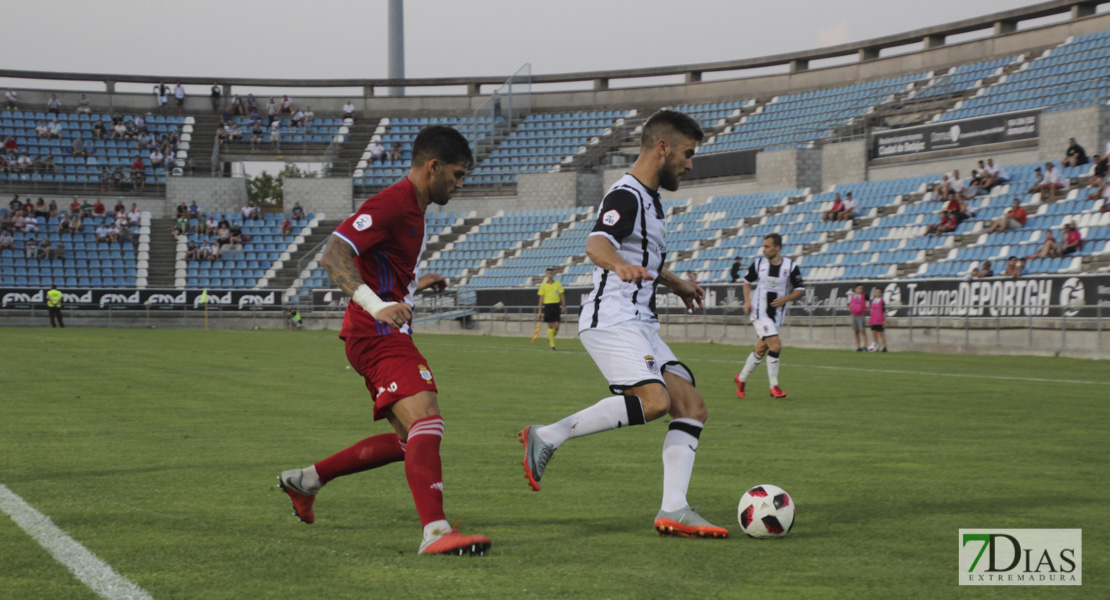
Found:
[332,178,426,339]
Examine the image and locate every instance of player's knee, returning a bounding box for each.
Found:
[631,385,670,421]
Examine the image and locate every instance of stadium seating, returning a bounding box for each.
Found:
[0,211,146,288]
[353,116,477,189]
[182,212,314,289]
[228,117,346,146]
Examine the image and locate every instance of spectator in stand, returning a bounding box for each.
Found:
[195,213,209,235]
[72,136,89,159]
[978,260,994,278]
[174,82,186,114]
[1027,231,1061,259]
[388,142,402,162]
[47,94,61,114]
[95,221,111,243]
[22,212,38,234]
[9,194,22,212]
[207,239,220,262]
[35,122,49,139]
[32,198,48,218]
[368,141,385,164]
[266,97,278,120]
[216,124,229,147]
[280,215,293,236]
[220,105,235,127]
[128,203,141,226]
[91,198,104,217]
[67,197,79,214]
[1025,167,1044,194]
[5,89,19,110]
[23,237,37,259]
[52,241,65,261]
[1061,222,1083,256]
[112,120,127,140]
[986,198,1028,234]
[926,210,957,236]
[76,94,91,114]
[187,201,199,219]
[982,159,1011,188]
[210,82,222,112]
[342,100,355,120]
[291,108,305,128]
[1063,137,1088,167]
[111,165,125,188]
[48,199,59,218]
[171,214,188,239]
[131,156,146,191]
[838,192,858,221]
[1085,172,1109,201]
[303,106,315,129]
[280,95,294,114]
[728,257,743,283]
[186,241,200,260]
[270,118,281,150]
[47,119,63,140]
[155,82,169,113]
[944,192,971,223]
[1036,162,1067,200]
[1016,258,1027,275]
[821,193,844,222]
[37,239,52,260]
[92,121,106,141]
[0,228,13,251]
[1093,151,1109,179]
[250,121,264,150]
[216,223,231,246]
[291,202,306,220]
[206,213,218,233]
[230,94,244,115]
[965,169,991,197]
[229,221,243,247]
[1003,256,1022,277]
[246,93,257,114]
[149,149,164,169]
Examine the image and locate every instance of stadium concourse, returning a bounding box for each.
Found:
[4,8,1110,308]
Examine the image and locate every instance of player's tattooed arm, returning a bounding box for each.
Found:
[321,236,364,298]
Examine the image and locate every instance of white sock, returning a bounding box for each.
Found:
[422,519,451,541]
[767,351,780,388]
[738,352,762,382]
[660,418,702,512]
[300,465,321,493]
[537,395,646,448]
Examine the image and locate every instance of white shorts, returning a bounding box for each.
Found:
[580,320,694,394]
[751,317,781,339]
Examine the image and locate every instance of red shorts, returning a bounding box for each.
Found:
[343,334,437,421]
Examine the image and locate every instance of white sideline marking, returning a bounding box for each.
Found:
[0,484,154,600]
[419,339,1110,387]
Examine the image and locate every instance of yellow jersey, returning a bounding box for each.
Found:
[538,280,564,304]
[47,289,63,308]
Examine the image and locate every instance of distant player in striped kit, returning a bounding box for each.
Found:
[276,126,490,556]
[735,233,805,399]
[519,110,730,539]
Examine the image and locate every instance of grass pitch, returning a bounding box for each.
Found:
[0,328,1106,599]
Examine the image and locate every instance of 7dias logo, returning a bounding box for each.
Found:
[959,529,1081,586]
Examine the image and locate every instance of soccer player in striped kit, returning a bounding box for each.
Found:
[276,126,490,556]
[519,110,730,539]
[735,233,806,399]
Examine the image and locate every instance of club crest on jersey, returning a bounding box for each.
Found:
[602,209,621,226]
[418,364,433,382]
[354,214,373,231]
[644,355,658,374]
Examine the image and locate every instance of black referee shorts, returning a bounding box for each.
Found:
[542,303,561,323]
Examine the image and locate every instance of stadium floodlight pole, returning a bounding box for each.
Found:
[387,0,405,97]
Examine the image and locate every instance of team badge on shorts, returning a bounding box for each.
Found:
[418,364,433,383]
[644,355,658,374]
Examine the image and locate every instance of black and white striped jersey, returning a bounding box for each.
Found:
[744,256,805,324]
[579,174,667,331]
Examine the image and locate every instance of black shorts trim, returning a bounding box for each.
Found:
[870,324,885,332]
[660,360,696,387]
[609,378,664,395]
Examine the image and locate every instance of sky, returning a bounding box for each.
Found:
[0,0,1063,86]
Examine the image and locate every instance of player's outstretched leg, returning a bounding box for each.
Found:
[736,352,763,398]
[277,433,406,524]
[520,395,647,491]
[407,415,491,555]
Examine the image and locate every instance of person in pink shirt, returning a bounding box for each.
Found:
[868,287,888,352]
[1061,222,1083,256]
[848,284,869,352]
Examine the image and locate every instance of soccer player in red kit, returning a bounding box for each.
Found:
[277,126,490,556]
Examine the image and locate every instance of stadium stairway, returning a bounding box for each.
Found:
[146,218,179,288]
[265,219,341,291]
[333,118,381,176]
[189,114,221,176]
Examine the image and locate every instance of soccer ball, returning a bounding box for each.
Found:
[867,342,879,352]
[738,484,795,539]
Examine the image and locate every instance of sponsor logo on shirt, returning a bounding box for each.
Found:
[354,214,373,231]
[602,209,620,226]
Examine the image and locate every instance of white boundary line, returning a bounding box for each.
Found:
[418,339,1110,387]
[0,484,154,600]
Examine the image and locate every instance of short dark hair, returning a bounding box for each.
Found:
[764,233,783,248]
[545,267,554,272]
[411,125,473,168]
[641,110,704,149]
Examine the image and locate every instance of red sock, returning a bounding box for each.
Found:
[314,433,405,485]
[404,416,446,527]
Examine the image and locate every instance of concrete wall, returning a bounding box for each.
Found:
[516,171,579,212]
[166,177,248,218]
[756,148,821,192]
[283,177,352,221]
[822,139,868,191]
[1037,104,1110,163]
